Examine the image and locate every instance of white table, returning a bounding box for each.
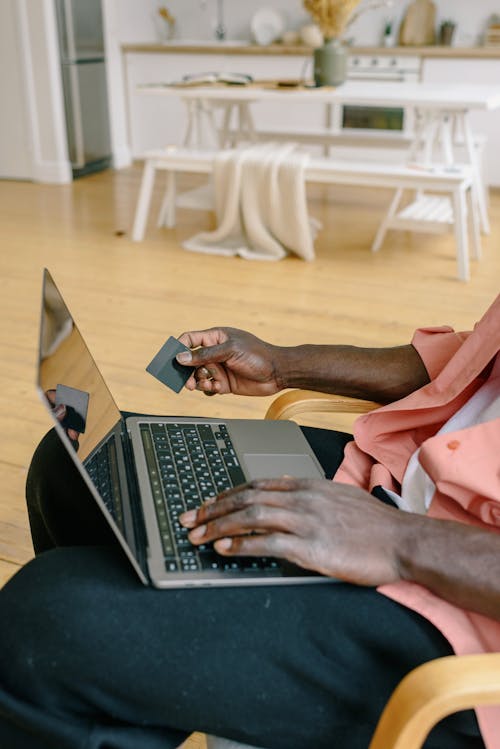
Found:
[140,80,500,234]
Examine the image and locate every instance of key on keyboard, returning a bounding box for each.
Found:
[140,422,279,575]
[85,435,124,532]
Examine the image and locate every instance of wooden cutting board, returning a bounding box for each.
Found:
[399,0,436,46]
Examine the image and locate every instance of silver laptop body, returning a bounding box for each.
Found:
[37,269,332,588]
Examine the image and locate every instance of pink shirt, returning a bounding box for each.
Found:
[335,294,500,747]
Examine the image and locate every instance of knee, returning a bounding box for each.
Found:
[0,546,130,699]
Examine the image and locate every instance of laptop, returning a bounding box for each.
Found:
[37,269,331,588]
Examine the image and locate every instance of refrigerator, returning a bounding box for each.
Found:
[55,0,111,177]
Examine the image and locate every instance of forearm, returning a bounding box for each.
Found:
[274,343,430,403]
[396,514,500,621]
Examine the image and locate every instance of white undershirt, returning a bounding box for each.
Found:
[384,355,500,514]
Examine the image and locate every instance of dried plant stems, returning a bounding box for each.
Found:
[303,0,362,39]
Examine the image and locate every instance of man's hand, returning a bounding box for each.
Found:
[45,389,81,444]
[176,327,285,396]
[181,478,500,621]
[176,329,430,404]
[180,478,407,586]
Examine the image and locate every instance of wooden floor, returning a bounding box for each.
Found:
[0,165,499,749]
[0,165,499,591]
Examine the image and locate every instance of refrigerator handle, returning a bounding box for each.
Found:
[67,64,86,168]
[61,0,77,61]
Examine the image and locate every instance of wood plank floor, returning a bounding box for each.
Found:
[1,165,498,749]
[0,165,499,593]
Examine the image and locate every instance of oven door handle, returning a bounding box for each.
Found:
[348,74,413,82]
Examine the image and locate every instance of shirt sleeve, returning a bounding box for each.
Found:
[411,326,471,381]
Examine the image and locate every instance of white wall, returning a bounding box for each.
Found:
[0,0,33,179]
[2,0,498,183]
[114,1,500,47]
[0,0,71,183]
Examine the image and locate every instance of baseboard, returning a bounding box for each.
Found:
[33,159,72,184]
[112,145,133,169]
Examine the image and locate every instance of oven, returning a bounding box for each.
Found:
[341,54,421,136]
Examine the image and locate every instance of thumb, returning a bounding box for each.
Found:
[176,342,234,367]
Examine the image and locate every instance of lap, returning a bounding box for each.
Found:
[1,421,483,748]
[0,543,481,749]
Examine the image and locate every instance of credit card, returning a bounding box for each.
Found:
[55,384,89,433]
[146,336,195,393]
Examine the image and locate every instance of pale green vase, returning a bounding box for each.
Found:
[313,38,347,87]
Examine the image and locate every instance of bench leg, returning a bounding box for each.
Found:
[371,188,403,253]
[157,171,177,229]
[183,100,196,147]
[219,104,234,147]
[462,112,490,235]
[452,185,470,282]
[132,160,156,242]
[467,184,482,262]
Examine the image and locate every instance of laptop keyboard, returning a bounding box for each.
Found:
[140,422,280,575]
[85,435,124,533]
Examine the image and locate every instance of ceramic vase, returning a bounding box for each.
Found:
[313,37,347,87]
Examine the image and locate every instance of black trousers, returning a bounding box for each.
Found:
[0,423,483,749]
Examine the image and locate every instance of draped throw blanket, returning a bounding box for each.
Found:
[182,143,320,261]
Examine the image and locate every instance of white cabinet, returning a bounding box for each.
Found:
[125,51,325,157]
[422,57,500,186]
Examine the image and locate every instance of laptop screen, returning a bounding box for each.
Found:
[37,269,122,462]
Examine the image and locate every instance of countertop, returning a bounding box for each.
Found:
[122,43,500,59]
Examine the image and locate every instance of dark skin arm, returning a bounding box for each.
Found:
[176,327,500,621]
[180,479,500,622]
[177,327,430,403]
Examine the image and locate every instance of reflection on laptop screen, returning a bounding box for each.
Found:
[37,269,122,462]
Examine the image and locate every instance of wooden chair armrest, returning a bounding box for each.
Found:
[369,653,500,749]
[265,389,380,421]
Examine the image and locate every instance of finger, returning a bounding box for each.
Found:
[177,329,227,350]
[243,477,310,492]
[181,483,300,528]
[194,363,227,383]
[187,504,301,545]
[53,403,66,422]
[183,364,225,393]
[197,378,223,395]
[176,341,234,368]
[193,363,231,394]
[214,532,304,562]
[45,389,57,406]
[196,366,212,380]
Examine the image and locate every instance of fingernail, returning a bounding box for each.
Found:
[176,351,192,364]
[189,524,206,541]
[180,510,197,527]
[215,538,232,551]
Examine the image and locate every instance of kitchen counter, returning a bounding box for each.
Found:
[122,43,500,59]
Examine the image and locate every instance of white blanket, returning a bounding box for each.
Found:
[182,143,319,261]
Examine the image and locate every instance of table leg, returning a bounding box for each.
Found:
[183,100,195,147]
[452,184,470,282]
[219,104,233,148]
[438,113,454,165]
[467,182,482,262]
[461,111,490,235]
[157,171,177,229]
[132,159,156,242]
[371,188,404,253]
[238,103,257,143]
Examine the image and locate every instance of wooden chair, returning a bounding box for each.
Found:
[201,389,500,749]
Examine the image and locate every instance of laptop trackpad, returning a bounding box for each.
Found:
[243,454,322,480]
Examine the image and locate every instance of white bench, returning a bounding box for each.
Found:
[131,147,481,281]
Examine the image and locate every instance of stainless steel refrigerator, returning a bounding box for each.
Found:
[55,0,111,177]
